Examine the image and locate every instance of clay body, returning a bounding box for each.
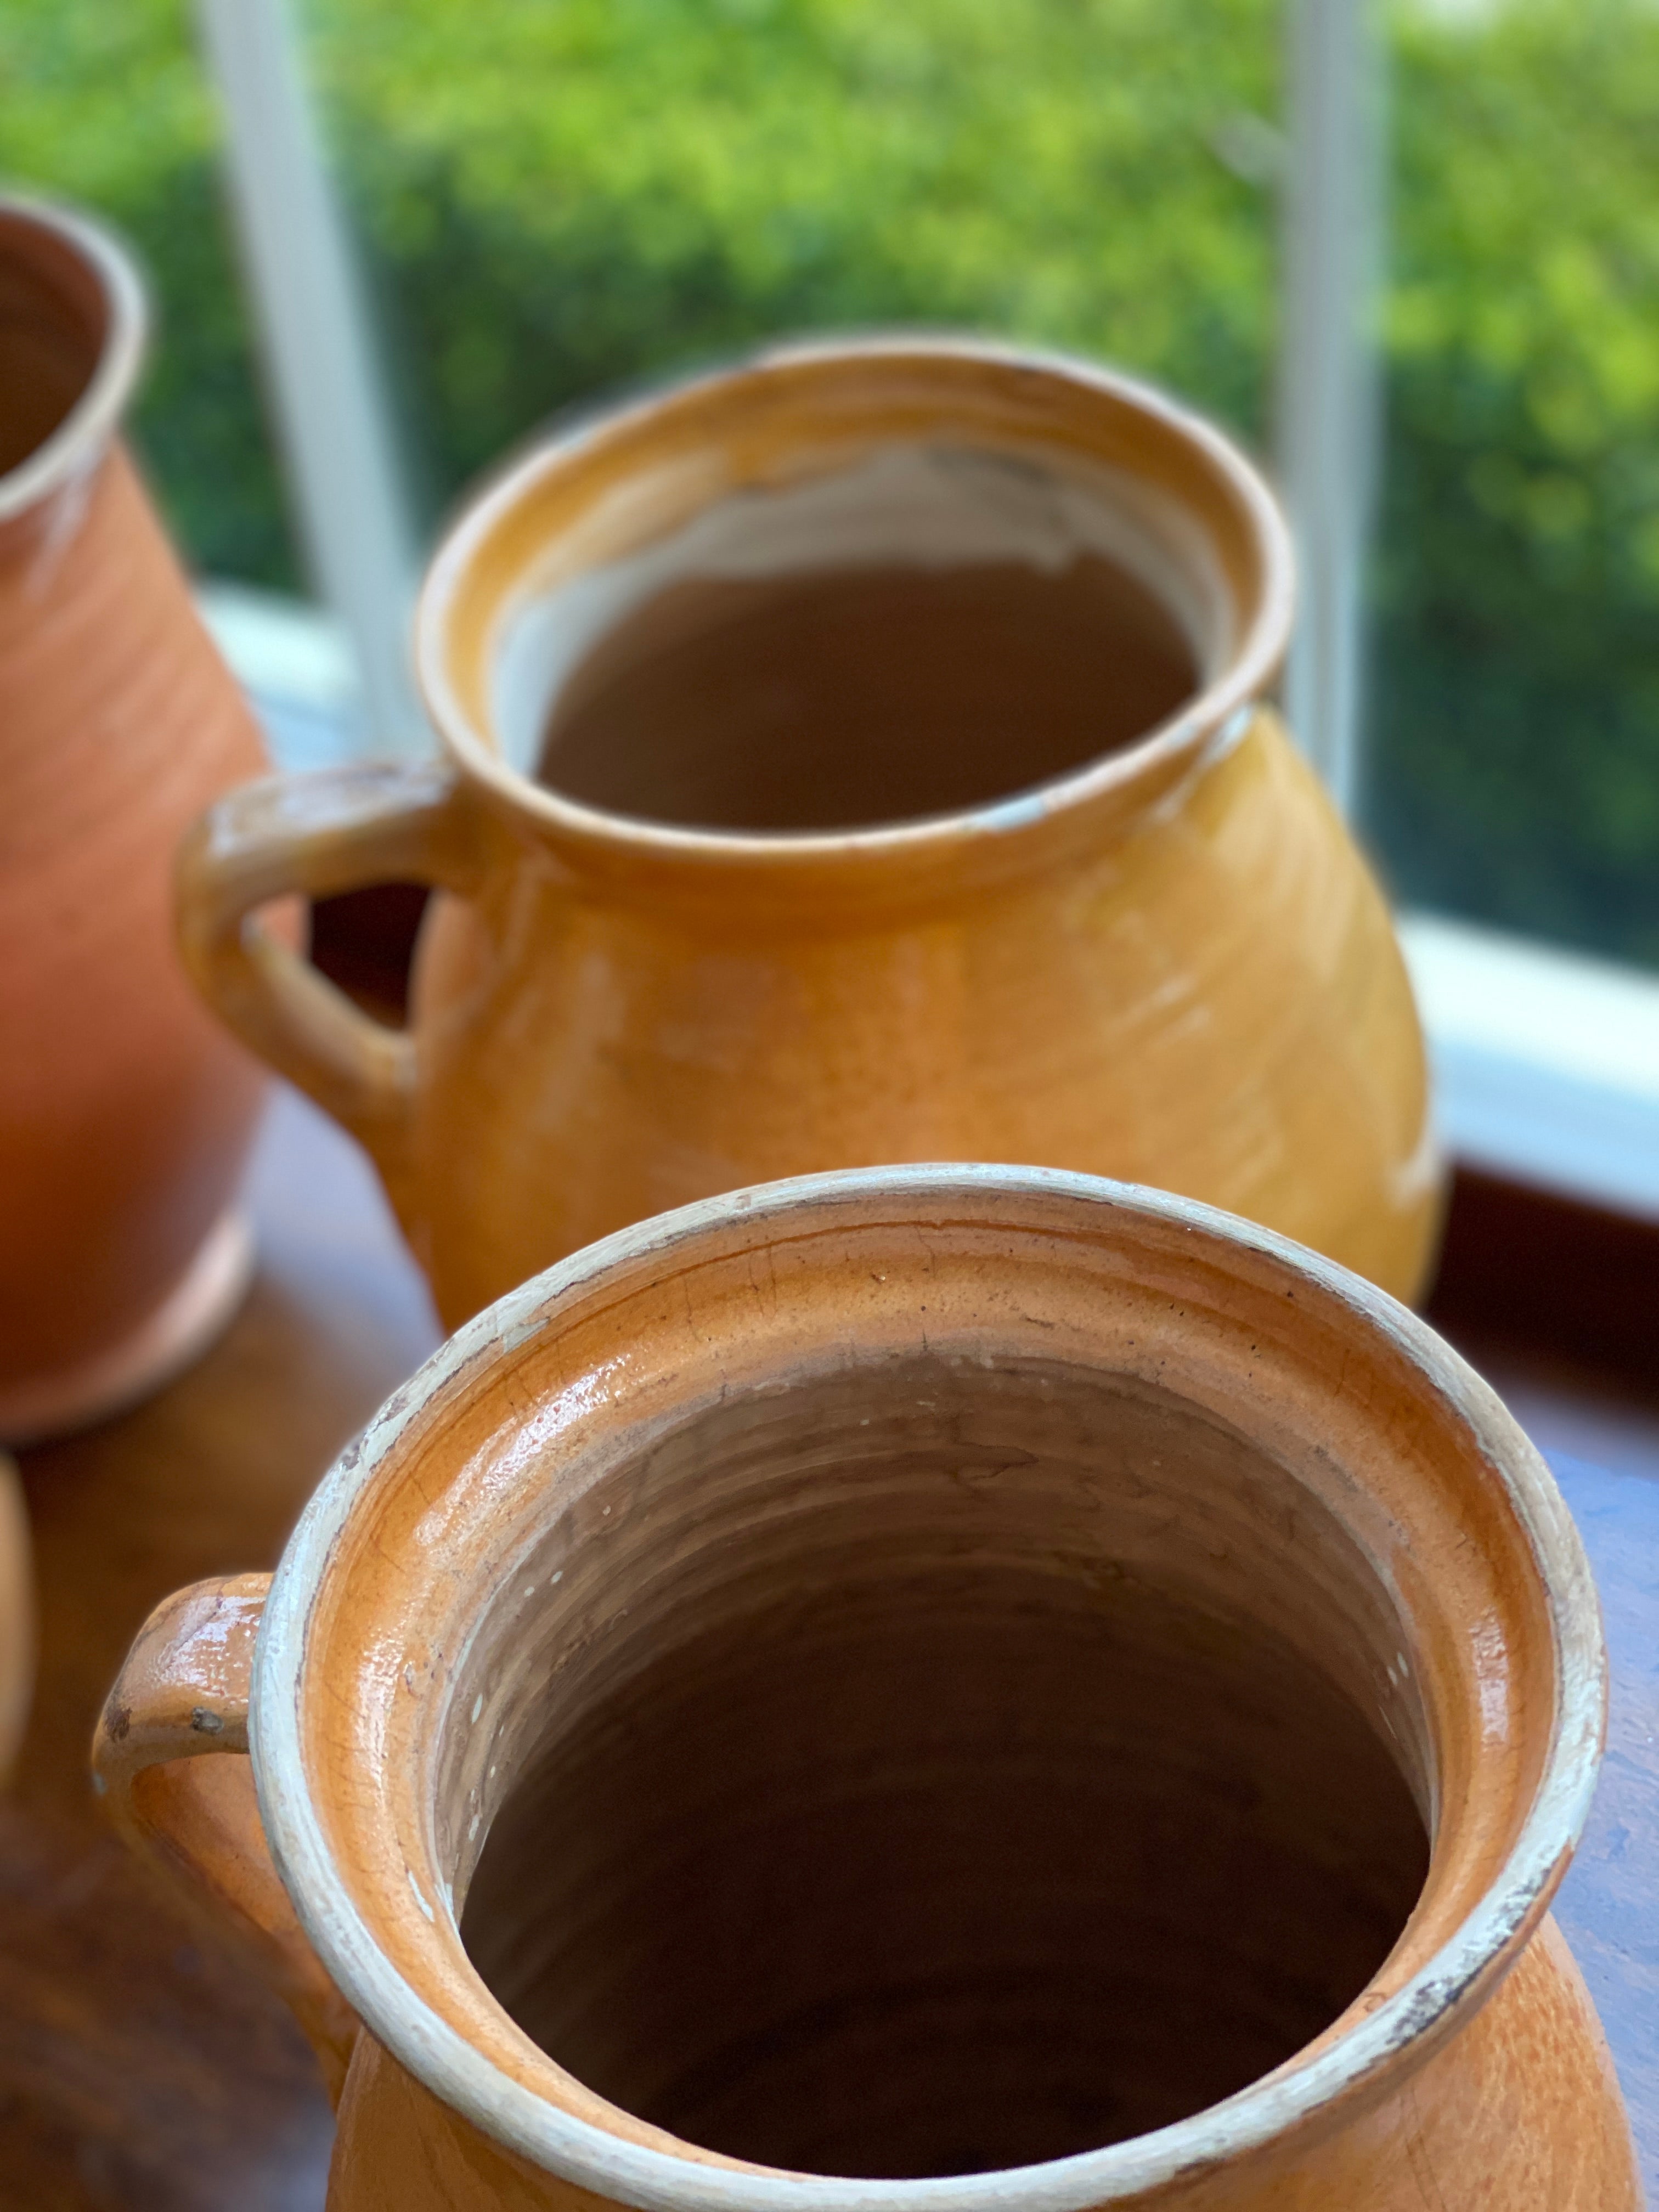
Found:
[0,196,268,1441]
[94,1168,1637,2208]
[177,342,1440,1328]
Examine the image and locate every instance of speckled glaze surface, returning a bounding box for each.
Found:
[95,1169,1637,2208]
[177,342,1441,1330]
[0,196,268,1443]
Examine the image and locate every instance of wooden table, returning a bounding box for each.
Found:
[3,1087,1655,2207]
[1,1087,438,2210]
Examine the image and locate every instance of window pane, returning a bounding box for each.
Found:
[299,0,1282,525]
[1367,0,1659,967]
[0,0,304,589]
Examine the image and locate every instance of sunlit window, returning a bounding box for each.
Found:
[5,0,1657,983]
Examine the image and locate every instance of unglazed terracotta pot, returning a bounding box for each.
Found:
[95,1167,1636,2209]
[0,195,269,1442]
[177,340,1440,1330]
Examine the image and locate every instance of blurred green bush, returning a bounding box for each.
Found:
[3,0,1656,964]
[0,0,295,578]
[1374,1,1659,960]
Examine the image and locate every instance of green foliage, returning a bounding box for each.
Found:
[1372,0,1659,962]
[308,0,1279,503]
[3,0,1658,965]
[0,0,296,583]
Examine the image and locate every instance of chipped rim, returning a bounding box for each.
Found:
[252,1164,1605,2209]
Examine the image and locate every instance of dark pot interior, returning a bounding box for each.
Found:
[458,1351,1430,2179]
[533,544,1199,833]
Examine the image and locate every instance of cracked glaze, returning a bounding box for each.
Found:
[228,1167,1636,2209]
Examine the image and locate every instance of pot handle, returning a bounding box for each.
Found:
[91,1573,359,2102]
[175,761,490,1204]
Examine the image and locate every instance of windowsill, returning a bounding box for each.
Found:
[1399,916,1659,1223]
[199,580,374,769]
[200,582,1659,1228]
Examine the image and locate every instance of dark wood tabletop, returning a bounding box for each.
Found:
[2,1086,1654,2208]
[1,1087,438,2212]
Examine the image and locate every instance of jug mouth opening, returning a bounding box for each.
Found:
[253,1167,1604,2209]
[0,194,144,526]
[415,339,1294,869]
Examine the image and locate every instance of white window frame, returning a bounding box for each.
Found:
[193,0,1659,1226]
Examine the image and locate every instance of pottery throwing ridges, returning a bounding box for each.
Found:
[176,339,1443,1324]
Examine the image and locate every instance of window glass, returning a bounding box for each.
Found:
[299,0,1281,522]
[1367,0,1659,967]
[10,2,1657,981]
[0,0,303,589]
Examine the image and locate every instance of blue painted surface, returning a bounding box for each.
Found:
[1548,1452,1659,2196]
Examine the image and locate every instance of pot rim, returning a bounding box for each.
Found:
[0,193,146,525]
[251,1164,1606,2210]
[413,336,1295,871]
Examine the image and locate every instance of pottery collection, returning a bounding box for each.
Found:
[0,195,270,1443]
[176,340,1442,1329]
[93,1169,1639,2208]
[0,179,1633,2205]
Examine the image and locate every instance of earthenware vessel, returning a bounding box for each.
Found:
[177,340,1440,1329]
[0,1453,32,1781]
[95,1167,1636,2208]
[0,194,268,1442]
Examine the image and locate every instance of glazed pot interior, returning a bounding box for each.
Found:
[515,446,1210,833]
[279,1175,1584,2198]
[449,1347,1430,2179]
[423,346,1289,844]
[0,205,107,480]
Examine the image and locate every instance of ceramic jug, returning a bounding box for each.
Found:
[177,340,1440,1330]
[0,195,269,1442]
[95,1167,1636,2209]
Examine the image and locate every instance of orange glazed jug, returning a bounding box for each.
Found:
[179,340,1440,1327]
[0,196,268,1441]
[95,1170,1637,2208]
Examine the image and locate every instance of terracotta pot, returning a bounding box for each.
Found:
[94,1167,1635,2208]
[0,1453,32,1781]
[0,195,269,1442]
[177,340,1441,1330]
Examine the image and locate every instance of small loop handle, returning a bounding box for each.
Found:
[176,760,489,1204]
[92,1574,358,2102]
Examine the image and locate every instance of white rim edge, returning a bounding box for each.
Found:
[0,193,146,524]
[251,1165,1603,2209]
[412,338,1296,870]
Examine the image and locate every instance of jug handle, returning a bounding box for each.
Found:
[176,761,489,1205]
[91,1573,359,2103]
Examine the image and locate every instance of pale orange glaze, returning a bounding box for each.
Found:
[324,1932,1640,2212]
[177,343,1441,1329]
[0,198,268,1441]
[91,1573,358,2098]
[93,1169,1638,2207]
